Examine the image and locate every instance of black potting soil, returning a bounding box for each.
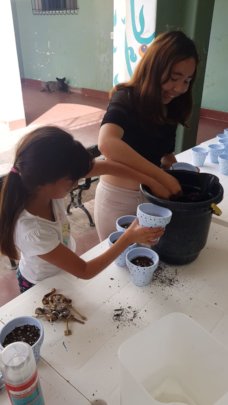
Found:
[120,222,131,229]
[3,325,40,347]
[131,256,154,267]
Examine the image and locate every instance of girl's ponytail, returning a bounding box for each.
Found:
[0,170,28,259]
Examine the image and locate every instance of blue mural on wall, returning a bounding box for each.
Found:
[113,0,157,84]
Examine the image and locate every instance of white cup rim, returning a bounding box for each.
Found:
[126,246,159,264]
[137,202,172,219]
[192,146,208,154]
[208,144,224,150]
[218,152,228,160]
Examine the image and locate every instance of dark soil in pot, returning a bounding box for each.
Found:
[120,222,131,229]
[3,325,40,347]
[131,256,154,266]
[141,170,223,265]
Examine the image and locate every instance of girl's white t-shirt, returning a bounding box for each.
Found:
[15,199,76,284]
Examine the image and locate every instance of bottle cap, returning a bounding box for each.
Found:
[0,342,35,385]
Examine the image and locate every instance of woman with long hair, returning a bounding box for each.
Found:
[94,30,199,240]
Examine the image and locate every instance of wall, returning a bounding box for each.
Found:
[113,0,157,84]
[12,0,113,91]
[0,0,25,128]
[201,0,228,112]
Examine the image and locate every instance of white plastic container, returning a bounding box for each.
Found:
[118,313,228,405]
[0,341,45,404]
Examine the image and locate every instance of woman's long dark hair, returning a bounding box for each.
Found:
[112,30,199,125]
[0,126,93,260]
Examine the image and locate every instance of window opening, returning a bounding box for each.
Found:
[31,0,79,15]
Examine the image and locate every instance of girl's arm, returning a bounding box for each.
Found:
[39,220,164,279]
[98,123,181,196]
[88,159,174,199]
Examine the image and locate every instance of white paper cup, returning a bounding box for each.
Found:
[108,231,135,267]
[137,203,172,245]
[218,152,228,175]
[191,146,208,167]
[218,138,228,147]
[208,143,224,163]
[217,132,228,141]
[116,215,137,232]
[126,247,159,287]
[137,203,172,228]
[170,162,199,172]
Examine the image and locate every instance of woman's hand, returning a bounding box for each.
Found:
[98,124,182,197]
[161,153,177,169]
[124,219,164,245]
[146,177,177,199]
[159,171,182,197]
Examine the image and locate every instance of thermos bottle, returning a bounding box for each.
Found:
[0,341,45,404]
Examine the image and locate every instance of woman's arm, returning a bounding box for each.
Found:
[98,123,181,196]
[39,220,164,279]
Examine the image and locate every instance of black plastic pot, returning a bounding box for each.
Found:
[141,171,224,265]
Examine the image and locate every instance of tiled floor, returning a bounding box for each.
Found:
[22,80,108,125]
[1,82,228,307]
[21,81,228,145]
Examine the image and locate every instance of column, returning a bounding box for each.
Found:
[113,0,157,84]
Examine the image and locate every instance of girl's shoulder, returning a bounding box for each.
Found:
[15,210,59,248]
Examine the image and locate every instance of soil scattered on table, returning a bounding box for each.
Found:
[113,306,138,328]
[152,262,179,287]
[3,325,40,347]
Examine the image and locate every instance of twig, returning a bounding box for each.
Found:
[64,319,72,336]
[71,306,87,321]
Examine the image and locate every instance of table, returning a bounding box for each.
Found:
[0,357,90,404]
[1,141,228,404]
[177,137,228,222]
[1,216,228,404]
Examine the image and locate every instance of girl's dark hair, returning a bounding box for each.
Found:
[0,126,93,260]
[112,30,199,125]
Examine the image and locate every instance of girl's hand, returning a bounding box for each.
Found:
[124,219,164,245]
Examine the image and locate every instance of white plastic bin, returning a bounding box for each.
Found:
[118,313,228,405]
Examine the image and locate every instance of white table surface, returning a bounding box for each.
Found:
[1,139,228,404]
[0,356,90,405]
[177,137,228,222]
[0,216,228,404]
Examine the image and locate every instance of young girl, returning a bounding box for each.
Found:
[94,30,199,240]
[0,126,164,293]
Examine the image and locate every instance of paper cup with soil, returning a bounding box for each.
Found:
[116,215,137,232]
[0,316,44,363]
[126,246,159,287]
[108,231,136,267]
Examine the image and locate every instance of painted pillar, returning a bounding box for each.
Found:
[156,0,215,151]
[113,0,157,85]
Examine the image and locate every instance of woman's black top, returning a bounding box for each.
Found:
[101,88,177,167]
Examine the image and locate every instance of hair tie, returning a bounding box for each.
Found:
[10,167,19,174]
